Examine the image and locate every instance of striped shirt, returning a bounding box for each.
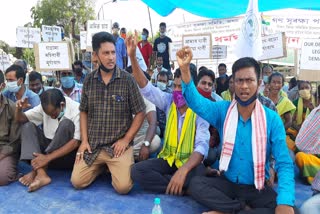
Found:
[60,82,83,103]
[312,171,320,193]
[295,105,320,154]
[80,67,146,166]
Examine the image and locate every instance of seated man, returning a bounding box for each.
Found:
[29,71,52,96]
[300,171,320,214]
[0,71,21,186]
[16,89,80,192]
[59,70,83,103]
[177,47,295,214]
[3,65,40,111]
[133,97,161,162]
[127,33,210,195]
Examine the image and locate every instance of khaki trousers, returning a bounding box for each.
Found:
[71,147,134,195]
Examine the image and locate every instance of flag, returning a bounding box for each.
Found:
[234,0,262,59]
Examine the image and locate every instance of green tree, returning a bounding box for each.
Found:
[30,0,95,35]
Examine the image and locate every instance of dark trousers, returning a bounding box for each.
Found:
[0,154,18,185]
[131,158,206,193]
[189,175,279,214]
[204,147,219,167]
[20,120,76,169]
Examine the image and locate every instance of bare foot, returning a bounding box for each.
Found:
[28,175,51,192]
[19,171,36,186]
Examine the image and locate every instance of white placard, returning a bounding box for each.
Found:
[182,34,212,59]
[0,52,11,71]
[169,42,182,61]
[86,20,112,50]
[300,39,320,70]
[16,27,41,48]
[259,32,286,61]
[127,48,147,72]
[212,45,227,59]
[80,31,87,50]
[41,25,62,42]
[35,42,71,71]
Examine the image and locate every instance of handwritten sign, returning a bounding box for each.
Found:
[16,27,41,48]
[182,34,212,59]
[212,45,227,59]
[300,39,320,71]
[86,20,112,51]
[41,25,62,42]
[80,31,87,50]
[0,52,11,71]
[169,42,182,61]
[34,42,72,71]
[259,32,286,61]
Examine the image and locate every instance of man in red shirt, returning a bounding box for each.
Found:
[138,28,153,69]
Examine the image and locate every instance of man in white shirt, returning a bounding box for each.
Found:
[15,89,80,192]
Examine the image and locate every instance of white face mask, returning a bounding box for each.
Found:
[157,82,167,91]
[6,81,21,93]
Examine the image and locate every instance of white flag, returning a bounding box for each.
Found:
[234,0,262,59]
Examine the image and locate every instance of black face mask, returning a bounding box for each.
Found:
[235,93,257,107]
[98,56,113,73]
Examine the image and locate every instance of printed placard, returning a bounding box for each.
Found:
[259,32,287,61]
[86,20,112,51]
[80,31,87,50]
[212,45,227,59]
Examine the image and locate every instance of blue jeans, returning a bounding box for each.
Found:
[300,193,320,214]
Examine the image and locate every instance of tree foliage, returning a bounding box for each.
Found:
[31,0,95,35]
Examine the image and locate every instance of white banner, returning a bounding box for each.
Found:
[16,27,41,48]
[86,20,112,51]
[0,52,11,71]
[80,31,87,50]
[212,45,227,59]
[35,42,71,71]
[41,25,62,42]
[182,34,212,59]
[259,32,286,61]
[300,39,320,70]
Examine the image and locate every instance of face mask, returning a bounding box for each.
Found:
[235,94,257,107]
[197,87,212,98]
[157,82,167,91]
[220,73,227,78]
[61,76,74,89]
[121,33,126,39]
[98,56,113,73]
[263,75,269,83]
[156,64,163,69]
[173,91,186,108]
[57,107,65,119]
[160,32,166,37]
[141,35,147,41]
[299,89,311,100]
[7,81,21,93]
[37,88,44,96]
[113,29,119,34]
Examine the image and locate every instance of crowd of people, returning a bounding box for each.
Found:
[0,21,319,214]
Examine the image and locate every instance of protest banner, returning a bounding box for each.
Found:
[212,45,227,59]
[16,27,41,48]
[34,42,72,71]
[0,52,11,71]
[42,25,62,42]
[259,32,286,61]
[169,41,182,61]
[80,31,87,50]
[182,34,212,59]
[86,20,112,51]
[298,39,320,81]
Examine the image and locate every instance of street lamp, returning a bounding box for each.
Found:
[97,0,117,20]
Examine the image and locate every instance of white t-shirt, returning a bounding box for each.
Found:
[135,97,156,138]
[25,96,80,140]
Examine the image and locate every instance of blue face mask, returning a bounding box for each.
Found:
[61,77,74,89]
[235,94,257,107]
[57,107,65,119]
[141,35,147,41]
[263,75,269,83]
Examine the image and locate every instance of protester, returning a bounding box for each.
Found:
[70,32,146,195]
[3,65,40,112]
[0,71,21,186]
[288,77,299,101]
[177,47,295,214]
[151,56,169,83]
[112,22,127,69]
[127,33,209,195]
[153,22,172,71]
[300,171,320,214]
[215,63,229,96]
[29,71,50,96]
[259,64,273,94]
[295,104,320,185]
[133,97,161,161]
[138,28,153,69]
[59,70,83,103]
[221,75,234,101]
[16,89,80,192]
[72,61,87,84]
[268,72,296,151]
[14,59,29,86]
[120,27,127,40]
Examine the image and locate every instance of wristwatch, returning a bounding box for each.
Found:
[143,140,150,147]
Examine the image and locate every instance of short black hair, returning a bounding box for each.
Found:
[298,80,311,90]
[40,89,66,110]
[5,64,26,82]
[142,28,149,36]
[0,71,4,84]
[198,69,215,83]
[29,71,43,84]
[218,63,227,69]
[175,64,197,86]
[159,22,166,28]
[289,77,297,87]
[120,27,126,32]
[72,60,84,70]
[262,64,273,73]
[198,66,208,73]
[92,32,115,52]
[268,72,284,85]
[157,71,169,81]
[232,57,260,81]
